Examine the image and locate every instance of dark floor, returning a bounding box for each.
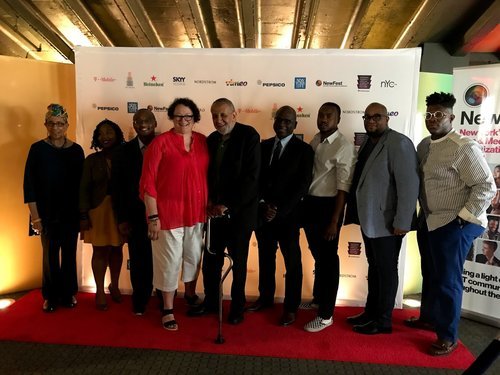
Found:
[0,291,498,374]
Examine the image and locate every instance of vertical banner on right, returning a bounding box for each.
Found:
[454,64,500,324]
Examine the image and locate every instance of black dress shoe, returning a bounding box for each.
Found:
[279,311,296,326]
[346,311,373,326]
[353,320,392,335]
[228,312,244,325]
[187,303,217,317]
[61,296,77,308]
[246,299,273,312]
[42,300,56,313]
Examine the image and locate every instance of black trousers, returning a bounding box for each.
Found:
[303,196,342,319]
[361,232,403,328]
[40,225,78,304]
[128,220,154,312]
[255,218,302,312]
[201,216,252,315]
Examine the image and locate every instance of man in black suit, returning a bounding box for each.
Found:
[188,98,260,324]
[246,106,313,326]
[111,108,158,315]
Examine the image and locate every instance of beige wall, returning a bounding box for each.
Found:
[0,56,76,294]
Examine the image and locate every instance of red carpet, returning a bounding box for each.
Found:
[0,290,474,369]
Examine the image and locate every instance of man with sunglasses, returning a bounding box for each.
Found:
[410,92,494,356]
[345,102,419,335]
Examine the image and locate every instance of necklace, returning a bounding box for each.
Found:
[47,137,67,149]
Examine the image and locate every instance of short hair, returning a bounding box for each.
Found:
[483,240,498,251]
[90,119,125,150]
[488,215,499,222]
[425,92,456,108]
[133,108,156,123]
[167,98,201,123]
[211,98,235,112]
[45,103,68,123]
[320,102,341,116]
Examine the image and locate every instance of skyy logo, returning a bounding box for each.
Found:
[173,77,186,85]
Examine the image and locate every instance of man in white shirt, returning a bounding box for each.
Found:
[302,102,357,332]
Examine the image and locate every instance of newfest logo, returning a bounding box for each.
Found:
[93,76,116,82]
[357,75,372,91]
[315,79,347,87]
[144,75,164,87]
[226,79,248,87]
[257,80,286,88]
[93,103,119,111]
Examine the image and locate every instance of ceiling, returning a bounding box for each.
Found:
[0,0,498,64]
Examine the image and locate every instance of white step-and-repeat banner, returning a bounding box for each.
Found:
[454,64,500,324]
[75,47,421,306]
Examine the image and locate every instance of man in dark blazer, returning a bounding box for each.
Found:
[246,106,314,326]
[111,108,158,315]
[345,102,419,334]
[188,98,260,324]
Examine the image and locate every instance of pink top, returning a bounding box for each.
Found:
[140,129,209,230]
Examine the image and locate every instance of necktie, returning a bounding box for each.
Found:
[141,145,146,155]
[270,141,282,169]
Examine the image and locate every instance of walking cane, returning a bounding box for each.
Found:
[205,217,233,344]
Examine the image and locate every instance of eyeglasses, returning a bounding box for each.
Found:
[46,121,67,128]
[424,111,448,120]
[362,114,387,122]
[173,114,194,121]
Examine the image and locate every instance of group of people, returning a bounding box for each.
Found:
[24,92,496,356]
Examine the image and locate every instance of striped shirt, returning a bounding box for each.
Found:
[417,130,495,231]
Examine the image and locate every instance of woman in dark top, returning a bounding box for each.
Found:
[80,119,125,310]
[23,103,84,312]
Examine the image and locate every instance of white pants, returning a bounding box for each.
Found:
[152,223,204,292]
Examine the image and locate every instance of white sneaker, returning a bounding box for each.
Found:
[304,316,333,332]
[299,302,319,310]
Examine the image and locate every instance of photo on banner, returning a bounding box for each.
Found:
[454,64,500,325]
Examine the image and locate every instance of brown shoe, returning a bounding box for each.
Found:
[429,339,458,356]
[404,316,434,331]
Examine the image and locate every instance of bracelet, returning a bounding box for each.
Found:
[148,214,159,220]
[31,218,42,223]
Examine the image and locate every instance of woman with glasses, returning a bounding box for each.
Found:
[23,104,84,312]
[140,97,209,331]
[80,119,125,310]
